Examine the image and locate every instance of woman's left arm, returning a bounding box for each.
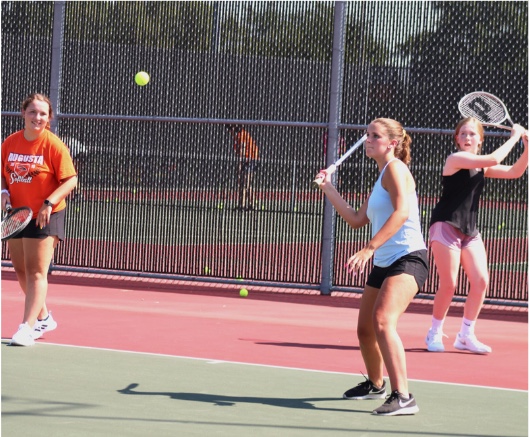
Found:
[485,130,528,179]
[45,175,78,206]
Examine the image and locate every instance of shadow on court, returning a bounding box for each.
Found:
[2,341,527,437]
[1,271,527,436]
[118,383,354,412]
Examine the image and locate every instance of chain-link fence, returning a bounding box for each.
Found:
[1,1,528,303]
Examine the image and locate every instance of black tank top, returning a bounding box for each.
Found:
[430,169,485,237]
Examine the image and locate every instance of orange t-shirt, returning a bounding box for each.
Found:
[233,130,259,160]
[2,130,77,218]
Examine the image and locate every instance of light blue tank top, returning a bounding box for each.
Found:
[366,159,427,267]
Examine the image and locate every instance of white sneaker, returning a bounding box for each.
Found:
[33,311,58,340]
[425,328,447,352]
[11,323,35,346]
[454,333,492,354]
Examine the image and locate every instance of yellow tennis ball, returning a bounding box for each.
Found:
[204,266,210,274]
[135,71,150,86]
[239,288,248,297]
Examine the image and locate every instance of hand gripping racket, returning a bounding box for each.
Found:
[312,134,367,188]
[1,204,32,241]
[458,92,513,131]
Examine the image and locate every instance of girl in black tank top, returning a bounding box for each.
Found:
[425,118,527,355]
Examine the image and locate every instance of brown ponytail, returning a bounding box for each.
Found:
[372,118,411,165]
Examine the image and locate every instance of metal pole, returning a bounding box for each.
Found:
[320,1,346,295]
[49,1,65,134]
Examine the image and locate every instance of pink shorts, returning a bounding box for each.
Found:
[429,221,483,251]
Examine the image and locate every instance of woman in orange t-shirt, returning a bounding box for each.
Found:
[226,125,259,210]
[1,93,77,346]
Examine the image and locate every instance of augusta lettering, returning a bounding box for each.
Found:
[7,153,44,165]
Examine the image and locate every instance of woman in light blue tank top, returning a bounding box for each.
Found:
[315,118,428,416]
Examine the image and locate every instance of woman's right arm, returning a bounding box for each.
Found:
[317,168,370,229]
[1,176,10,211]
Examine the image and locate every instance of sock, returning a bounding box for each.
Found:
[431,317,444,332]
[460,318,475,337]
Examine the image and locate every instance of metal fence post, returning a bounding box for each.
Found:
[320,1,346,295]
[49,1,65,134]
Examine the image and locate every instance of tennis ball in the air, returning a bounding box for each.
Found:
[218,202,224,209]
[204,266,210,274]
[239,288,248,297]
[135,71,150,86]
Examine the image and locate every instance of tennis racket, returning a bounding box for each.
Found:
[312,134,367,188]
[458,92,513,131]
[1,204,32,241]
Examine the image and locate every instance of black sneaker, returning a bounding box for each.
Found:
[343,376,387,400]
[372,390,419,416]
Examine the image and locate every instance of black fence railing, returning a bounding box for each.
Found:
[1,1,527,303]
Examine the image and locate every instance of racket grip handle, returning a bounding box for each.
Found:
[312,164,336,189]
[312,175,324,189]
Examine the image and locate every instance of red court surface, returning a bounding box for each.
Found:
[1,268,527,391]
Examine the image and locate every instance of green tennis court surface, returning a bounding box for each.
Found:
[2,341,527,437]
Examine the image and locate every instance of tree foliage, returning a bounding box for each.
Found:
[400,1,528,71]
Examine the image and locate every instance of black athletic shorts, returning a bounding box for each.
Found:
[11,209,66,241]
[366,249,429,291]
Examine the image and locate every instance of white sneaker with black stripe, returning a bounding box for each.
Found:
[33,312,58,340]
[11,323,35,347]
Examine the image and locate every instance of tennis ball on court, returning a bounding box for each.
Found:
[135,71,150,86]
[239,288,248,297]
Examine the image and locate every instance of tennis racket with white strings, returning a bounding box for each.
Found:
[458,92,514,130]
[312,133,367,188]
[1,204,32,241]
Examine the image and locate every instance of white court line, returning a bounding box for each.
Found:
[3,339,524,393]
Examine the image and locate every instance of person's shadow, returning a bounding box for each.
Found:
[118,383,366,413]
